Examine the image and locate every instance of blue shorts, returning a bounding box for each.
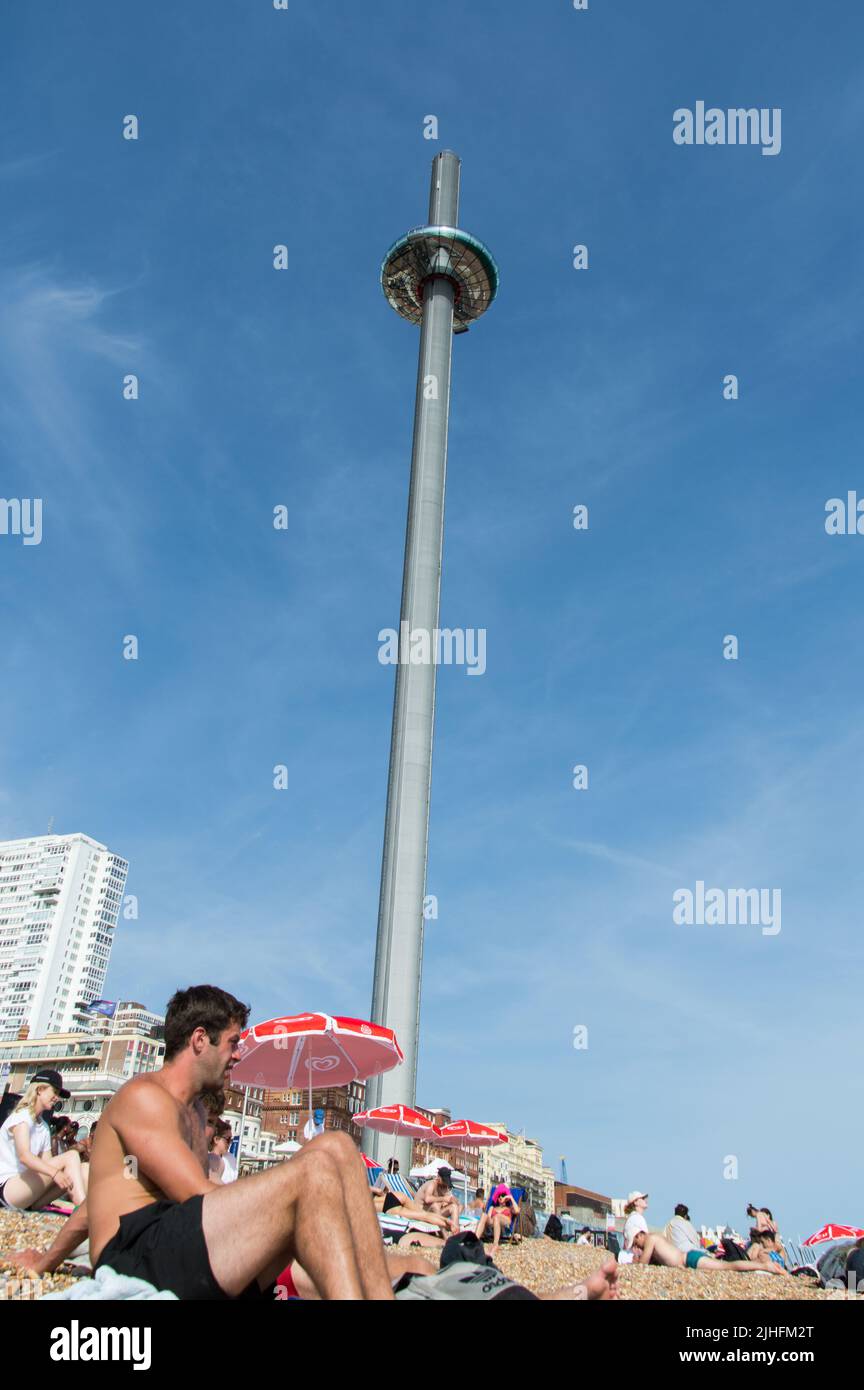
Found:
[685,1249,705,1270]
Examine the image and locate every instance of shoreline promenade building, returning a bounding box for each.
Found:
[0,1004,163,1131]
[0,833,128,1042]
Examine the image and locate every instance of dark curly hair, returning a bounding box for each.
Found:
[163,985,249,1061]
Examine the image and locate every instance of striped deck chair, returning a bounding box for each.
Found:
[375,1170,418,1200]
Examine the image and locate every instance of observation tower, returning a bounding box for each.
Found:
[366,151,498,1168]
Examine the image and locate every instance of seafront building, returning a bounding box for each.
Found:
[477,1126,556,1212]
[554,1181,614,1232]
[0,832,128,1042]
[0,1005,164,1132]
[259,1082,366,1149]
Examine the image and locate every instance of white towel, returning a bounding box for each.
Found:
[40,1265,177,1301]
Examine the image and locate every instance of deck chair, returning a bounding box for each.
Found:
[378,1170,418,1200]
[482,1186,527,1243]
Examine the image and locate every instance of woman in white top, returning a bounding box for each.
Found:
[622,1190,649,1251]
[0,1070,88,1211]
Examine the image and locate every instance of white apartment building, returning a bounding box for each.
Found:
[0,833,128,1042]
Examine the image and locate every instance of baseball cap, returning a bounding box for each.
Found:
[626,1190,648,1204]
[32,1069,70,1099]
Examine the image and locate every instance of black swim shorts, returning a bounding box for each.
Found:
[95,1196,273,1301]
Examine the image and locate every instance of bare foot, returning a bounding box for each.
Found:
[543,1257,620,1301]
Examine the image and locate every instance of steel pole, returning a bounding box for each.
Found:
[367,153,460,1168]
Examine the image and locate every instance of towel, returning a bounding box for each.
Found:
[41,1265,177,1301]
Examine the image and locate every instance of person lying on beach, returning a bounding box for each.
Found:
[631,1229,786,1275]
[415,1166,462,1235]
[0,1071,88,1213]
[372,1186,449,1231]
[86,983,399,1300]
[474,1183,520,1251]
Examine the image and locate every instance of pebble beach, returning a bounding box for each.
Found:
[0,1211,849,1301]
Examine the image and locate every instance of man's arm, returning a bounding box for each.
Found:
[112,1085,218,1202]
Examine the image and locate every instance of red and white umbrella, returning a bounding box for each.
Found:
[353,1104,441,1140]
[231,1012,403,1131]
[436,1119,507,1149]
[803,1223,864,1246]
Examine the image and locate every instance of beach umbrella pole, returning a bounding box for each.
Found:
[308,1055,313,1142]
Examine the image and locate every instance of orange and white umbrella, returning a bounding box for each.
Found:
[232,1012,403,1130]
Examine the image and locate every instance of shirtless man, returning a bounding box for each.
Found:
[87,984,396,1300]
[415,1166,462,1235]
[632,1229,786,1276]
[1,1087,226,1278]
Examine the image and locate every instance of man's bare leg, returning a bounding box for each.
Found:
[443,1197,460,1234]
[698,1256,786,1275]
[201,1141,393,1299]
[52,1151,87,1206]
[397,1231,446,1249]
[289,1248,432,1298]
[301,1133,403,1296]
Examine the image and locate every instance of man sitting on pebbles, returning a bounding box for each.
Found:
[415,1165,462,1235]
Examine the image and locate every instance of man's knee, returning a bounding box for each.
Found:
[311,1131,361,1166]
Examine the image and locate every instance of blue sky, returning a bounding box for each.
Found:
[2,0,862,1241]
